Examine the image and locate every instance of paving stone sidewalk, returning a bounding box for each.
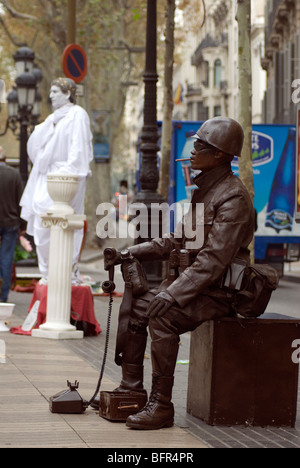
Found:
[2,248,300,448]
[0,295,206,449]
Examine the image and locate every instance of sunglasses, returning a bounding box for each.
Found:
[193,139,213,152]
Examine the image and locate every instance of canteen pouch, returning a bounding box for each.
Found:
[230,263,280,318]
[121,250,149,297]
[221,258,247,291]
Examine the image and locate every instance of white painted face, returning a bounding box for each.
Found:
[49,85,70,110]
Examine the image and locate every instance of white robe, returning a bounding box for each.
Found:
[20,103,93,279]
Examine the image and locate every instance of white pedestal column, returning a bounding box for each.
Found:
[32,173,84,340]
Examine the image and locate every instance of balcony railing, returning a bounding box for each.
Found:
[186,83,203,96]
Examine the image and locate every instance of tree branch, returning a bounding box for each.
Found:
[0,15,25,47]
[0,0,37,21]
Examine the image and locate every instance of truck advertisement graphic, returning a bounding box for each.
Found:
[296,105,300,223]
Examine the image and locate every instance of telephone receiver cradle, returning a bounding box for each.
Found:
[49,380,88,414]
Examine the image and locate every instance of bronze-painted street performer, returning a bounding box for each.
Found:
[102,117,255,430]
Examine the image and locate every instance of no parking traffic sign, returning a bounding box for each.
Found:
[62,44,88,83]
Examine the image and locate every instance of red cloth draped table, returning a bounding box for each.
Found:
[10,282,101,336]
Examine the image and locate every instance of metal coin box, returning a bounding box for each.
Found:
[99,391,147,421]
[187,315,300,427]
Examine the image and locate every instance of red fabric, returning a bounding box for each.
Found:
[10,326,31,336]
[13,280,38,293]
[10,282,101,336]
[93,291,123,297]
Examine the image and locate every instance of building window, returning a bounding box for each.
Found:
[187,102,193,120]
[214,105,221,116]
[197,102,208,121]
[214,59,222,87]
[202,61,209,87]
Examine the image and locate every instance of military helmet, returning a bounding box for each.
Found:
[194,117,244,157]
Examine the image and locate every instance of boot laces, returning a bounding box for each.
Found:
[142,377,159,413]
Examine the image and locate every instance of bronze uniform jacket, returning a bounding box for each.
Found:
[130,163,255,311]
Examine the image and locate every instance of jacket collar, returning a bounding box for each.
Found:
[193,163,232,193]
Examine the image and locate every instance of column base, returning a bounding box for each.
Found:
[31,328,84,340]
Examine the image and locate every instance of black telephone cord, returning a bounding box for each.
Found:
[87,291,113,406]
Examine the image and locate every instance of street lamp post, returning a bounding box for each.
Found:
[0,46,42,184]
[132,0,166,287]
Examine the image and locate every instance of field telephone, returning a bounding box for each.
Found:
[49,247,148,419]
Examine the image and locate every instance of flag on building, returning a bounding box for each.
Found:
[174,83,183,105]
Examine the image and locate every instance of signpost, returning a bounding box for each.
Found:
[62,44,87,83]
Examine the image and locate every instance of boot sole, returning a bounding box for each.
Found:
[126,419,174,430]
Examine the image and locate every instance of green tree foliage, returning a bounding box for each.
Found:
[0,0,166,245]
[0,1,147,119]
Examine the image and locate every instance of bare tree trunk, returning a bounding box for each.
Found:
[158,0,175,202]
[236,0,255,261]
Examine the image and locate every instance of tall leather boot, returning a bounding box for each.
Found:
[114,327,148,394]
[126,373,174,430]
[113,362,147,395]
[91,328,147,409]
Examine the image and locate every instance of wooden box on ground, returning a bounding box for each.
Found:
[99,391,147,421]
[187,315,300,427]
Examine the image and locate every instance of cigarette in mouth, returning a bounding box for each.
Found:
[175,158,191,162]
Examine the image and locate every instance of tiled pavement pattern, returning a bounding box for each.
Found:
[2,249,300,448]
[65,295,300,449]
[0,292,206,449]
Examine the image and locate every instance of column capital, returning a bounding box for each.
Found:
[41,212,86,230]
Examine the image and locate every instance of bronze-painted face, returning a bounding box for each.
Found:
[190,138,221,172]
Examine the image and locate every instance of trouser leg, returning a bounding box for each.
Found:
[126,291,231,429]
[34,224,50,279]
[115,291,150,392]
[149,315,180,377]
[126,309,183,430]
[0,227,18,302]
[114,326,148,394]
[91,295,149,409]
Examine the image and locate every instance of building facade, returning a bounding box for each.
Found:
[124,0,269,176]
[173,0,266,124]
[261,0,300,124]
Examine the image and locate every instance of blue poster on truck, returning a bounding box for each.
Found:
[234,125,300,238]
[167,121,300,262]
[170,121,201,207]
[296,106,300,223]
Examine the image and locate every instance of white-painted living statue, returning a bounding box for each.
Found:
[20,77,93,281]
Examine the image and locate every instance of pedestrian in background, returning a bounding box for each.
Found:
[0,146,25,302]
